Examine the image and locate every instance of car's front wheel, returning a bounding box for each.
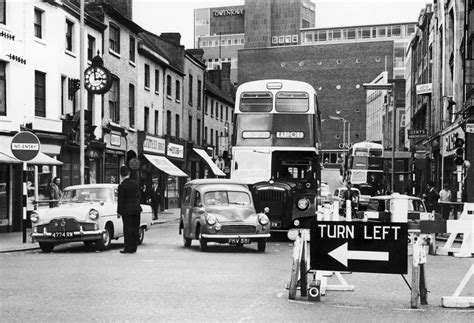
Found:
[39,242,54,253]
[96,224,112,251]
[138,227,145,245]
[257,239,266,253]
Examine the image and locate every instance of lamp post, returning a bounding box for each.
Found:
[363,82,395,193]
[328,115,350,156]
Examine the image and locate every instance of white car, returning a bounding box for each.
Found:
[30,184,153,253]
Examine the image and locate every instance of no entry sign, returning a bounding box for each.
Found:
[310,221,408,274]
[11,131,40,161]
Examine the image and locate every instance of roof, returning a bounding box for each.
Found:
[64,184,118,190]
[204,79,234,105]
[185,179,247,187]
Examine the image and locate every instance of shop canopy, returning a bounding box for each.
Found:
[193,148,225,177]
[1,151,62,165]
[144,154,188,177]
[0,152,21,164]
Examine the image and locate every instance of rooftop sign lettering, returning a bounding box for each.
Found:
[213,9,244,17]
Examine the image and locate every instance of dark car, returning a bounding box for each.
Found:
[179,179,271,252]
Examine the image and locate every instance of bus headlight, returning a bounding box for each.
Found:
[297,198,310,210]
[258,213,269,225]
[89,209,99,220]
[293,219,300,227]
[206,214,217,225]
[30,212,39,223]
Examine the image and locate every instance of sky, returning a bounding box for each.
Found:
[133,0,431,49]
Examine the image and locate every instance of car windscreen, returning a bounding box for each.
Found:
[203,191,251,206]
[61,188,113,203]
[367,199,386,211]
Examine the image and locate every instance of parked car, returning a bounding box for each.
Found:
[179,179,271,252]
[30,184,153,253]
[357,194,440,221]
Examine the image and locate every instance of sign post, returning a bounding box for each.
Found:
[11,132,40,243]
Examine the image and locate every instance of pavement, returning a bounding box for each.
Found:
[0,208,181,253]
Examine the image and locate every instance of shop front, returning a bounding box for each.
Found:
[138,134,188,210]
[0,134,63,232]
[441,123,465,202]
[103,128,127,184]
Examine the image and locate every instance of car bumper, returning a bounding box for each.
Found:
[31,229,106,243]
[201,233,270,239]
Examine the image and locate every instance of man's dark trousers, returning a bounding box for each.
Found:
[122,214,140,252]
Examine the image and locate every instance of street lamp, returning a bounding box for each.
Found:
[363,82,395,193]
[328,115,350,155]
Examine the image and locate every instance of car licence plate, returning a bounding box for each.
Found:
[228,238,250,244]
[52,232,73,238]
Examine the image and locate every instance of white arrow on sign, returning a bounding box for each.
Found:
[328,242,389,267]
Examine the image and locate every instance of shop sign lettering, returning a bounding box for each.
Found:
[143,136,166,154]
[167,142,184,159]
[110,134,121,147]
[213,9,244,17]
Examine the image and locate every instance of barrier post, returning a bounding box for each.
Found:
[442,265,474,308]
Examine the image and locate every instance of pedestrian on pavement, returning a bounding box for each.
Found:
[48,177,62,208]
[439,183,452,220]
[424,181,440,214]
[150,178,161,220]
[117,165,142,254]
[140,184,151,205]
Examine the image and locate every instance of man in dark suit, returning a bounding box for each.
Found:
[117,165,142,254]
[150,178,161,220]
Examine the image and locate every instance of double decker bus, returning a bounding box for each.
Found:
[231,79,322,231]
[344,141,385,195]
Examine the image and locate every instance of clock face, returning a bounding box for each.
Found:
[84,66,111,94]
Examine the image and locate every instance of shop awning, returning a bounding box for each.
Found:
[28,152,63,165]
[193,148,225,176]
[0,152,21,164]
[144,154,188,177]
[0,151,63,165]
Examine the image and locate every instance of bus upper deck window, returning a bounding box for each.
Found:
[240,92,273,112]
[275,92,309,112]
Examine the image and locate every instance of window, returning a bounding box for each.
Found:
[175,80,180,101]
[144,106,149,133]
[188,74,193,105]
[129,84,135,128]
[204,126,208,143]
[205,97,208,114]
[175,114,180,138]
[87,35,96,61]
[154,70,159,93]
[154,110,159,135]
[144,63,150,89]
[109,76,119,122]
[0,62,5,116]
[35,71,46,117]
[220,105,223,120]
[34,8,43,39]
[210,99,214,116]
[225,106,228,121]
[61,76,66,115]
[109,23,120,53]
[197,80,202,109]
[302,19,310,29]
[346,29,356,39]
[66,19,74,51]
[210,129,213,145]
[0,0,5,24]
[188,116,193,141]
[197,119,201,144]
[166,110,171,135]
[215,103,219,119]
[166,75,172,97]
[129,36,135,62]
